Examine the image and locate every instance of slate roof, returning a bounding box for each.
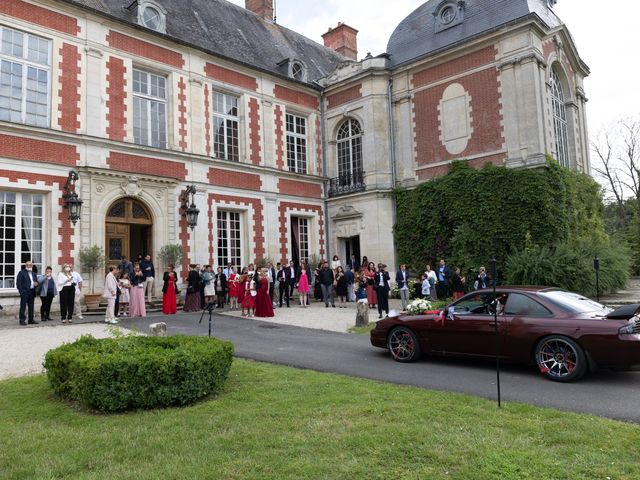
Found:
[61,0,347,86]
[386,0,564,68]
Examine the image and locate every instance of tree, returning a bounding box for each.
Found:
[78,245,106,294]
[591,116,640,231]
[158,244,182,269]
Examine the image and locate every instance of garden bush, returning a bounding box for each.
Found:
[44,335,233,412]
[505,236,629,296]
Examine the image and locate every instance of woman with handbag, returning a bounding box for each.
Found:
[162,264,178,314]
[183,264,202,312]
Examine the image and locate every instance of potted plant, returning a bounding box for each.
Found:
[158,244,182,271]
[79,245,106,310]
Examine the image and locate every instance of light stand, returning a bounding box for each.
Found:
[490,257,501,408]
[198,301,215,337]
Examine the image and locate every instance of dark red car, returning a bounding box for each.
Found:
[370,287,640,381]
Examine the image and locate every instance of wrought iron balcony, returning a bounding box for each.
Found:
[328,170,366,197]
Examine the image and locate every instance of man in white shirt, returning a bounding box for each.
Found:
[103,266,119,324]
[71,265,84,320]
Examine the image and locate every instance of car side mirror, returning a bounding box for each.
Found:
[446,306,455,320]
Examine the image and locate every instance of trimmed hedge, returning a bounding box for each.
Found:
[44,335,233,412]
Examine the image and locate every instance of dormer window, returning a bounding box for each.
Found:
[291,62,304,81]
[137,1,166,33]
[434,1,465,33]
[278,58,308,82]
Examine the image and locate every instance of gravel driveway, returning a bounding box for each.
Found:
[0,324,119,380]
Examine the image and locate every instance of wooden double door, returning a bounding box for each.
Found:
[105,198,153,267]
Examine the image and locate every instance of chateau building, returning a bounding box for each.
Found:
[0,0,589,302]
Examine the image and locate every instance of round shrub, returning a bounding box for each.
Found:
[44,335,233,412]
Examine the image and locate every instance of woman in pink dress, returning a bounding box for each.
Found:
[296,259,311,308]
[364,262,377,309]
[228,267,239,311]
[254,269,274,317]
[129,264,147,317]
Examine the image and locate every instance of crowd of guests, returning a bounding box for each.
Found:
[15,260,85,325]
[13,253,494,326]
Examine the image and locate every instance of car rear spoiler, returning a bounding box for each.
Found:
[605,304,640,319]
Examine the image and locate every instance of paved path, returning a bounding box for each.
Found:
[120,312,640,423]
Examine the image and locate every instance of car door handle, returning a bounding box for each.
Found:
[488,322,498,327]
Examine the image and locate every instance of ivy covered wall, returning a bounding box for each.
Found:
[394,160,626,294]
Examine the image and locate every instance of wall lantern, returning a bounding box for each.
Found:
[180,185,199,230]
[63,170,83,226]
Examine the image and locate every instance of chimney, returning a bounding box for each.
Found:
[245,0,273,21]
[322,23,358,60]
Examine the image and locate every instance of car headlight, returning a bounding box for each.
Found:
[619,318,640,335]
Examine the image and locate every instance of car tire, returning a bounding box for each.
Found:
[534,335,587,382]
[388,326,421,363]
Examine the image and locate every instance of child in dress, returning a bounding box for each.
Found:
[241,273,257,317]
[119,272,131,317]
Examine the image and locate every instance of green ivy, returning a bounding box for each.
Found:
[394,159,626,293]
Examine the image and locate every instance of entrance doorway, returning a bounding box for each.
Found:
[105,198,153,267]
[343,235,361,269]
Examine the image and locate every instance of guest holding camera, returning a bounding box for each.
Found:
[57,263,75,324]
[129,263,146,317]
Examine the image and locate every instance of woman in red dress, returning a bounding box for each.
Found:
[162,264,178,314]
[364,261,378,309]
[254,269,274,318]
[241,271,256,317]
[237,267,248,306]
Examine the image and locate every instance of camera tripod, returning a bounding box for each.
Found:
[198,302,216,337]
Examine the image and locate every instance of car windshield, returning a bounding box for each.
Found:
[538,290,610,314]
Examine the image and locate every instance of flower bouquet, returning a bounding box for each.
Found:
[406,298,433,315]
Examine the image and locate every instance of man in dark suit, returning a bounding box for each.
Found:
[267,262,276,305]
[287,260,296,298]
[375,263,391,319]
[277,262,290,308]
[395,264,411,310]
[436,258,452,299]
[16,260,39,325]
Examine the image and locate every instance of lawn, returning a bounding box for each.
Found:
[1,359,639,479]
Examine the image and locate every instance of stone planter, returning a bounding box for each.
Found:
[84,293,102,310]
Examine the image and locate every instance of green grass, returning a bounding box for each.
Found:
[348,322,376,335]
[1,359,639,479]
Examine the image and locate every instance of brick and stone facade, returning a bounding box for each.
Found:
[0,0,589,304]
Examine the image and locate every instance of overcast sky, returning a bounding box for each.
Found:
[228,0,639,138]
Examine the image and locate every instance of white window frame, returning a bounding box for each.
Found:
[212,91,240,162]
[132,68,168,149]
[0,25,51,128]
[550,69,570,168]
[298,217,309,262]
[336,118,363,180]
[137,1,167,33]
[216,210,242,268]
[0,191,45,290]
[286,112,307,174]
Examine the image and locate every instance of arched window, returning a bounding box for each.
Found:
[550,69,570,168]
[336,119,363,187]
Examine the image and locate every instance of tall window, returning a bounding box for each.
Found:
[298,218,309,262]
[0,191,44,289]
[217,210,242,268]
[286,113,307,173]
[0,26,51,127]
[337,119,363,182]
[213,92,239,161]
[550,69,569,168]
[133,69,167,148]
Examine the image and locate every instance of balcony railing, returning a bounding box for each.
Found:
[328,170,366,197]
